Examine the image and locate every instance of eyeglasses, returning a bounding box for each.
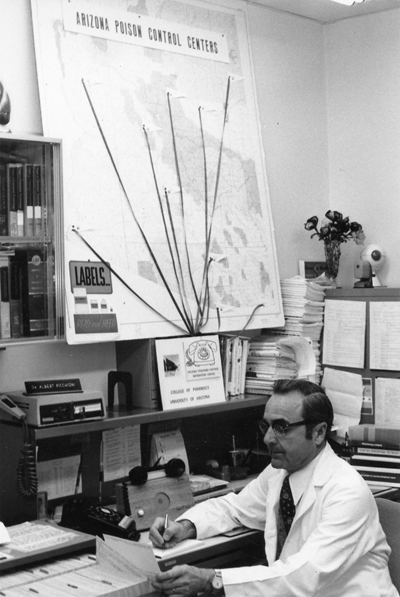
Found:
[258,419,309,438]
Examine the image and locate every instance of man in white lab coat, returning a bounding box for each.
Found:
[150,379,399,597]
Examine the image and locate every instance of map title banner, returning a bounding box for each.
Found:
[62,0,229,63]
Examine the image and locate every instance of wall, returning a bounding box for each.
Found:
[247,5,328,280]
[325,9,400,288]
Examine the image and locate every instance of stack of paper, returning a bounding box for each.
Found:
[262,276,327,385]
[245,335,299,394]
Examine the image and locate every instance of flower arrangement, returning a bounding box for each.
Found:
[304,210,365,282]
[304,210,365,245]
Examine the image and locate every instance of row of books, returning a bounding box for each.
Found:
[0,162,44,238]
[348,425,400,487]
[220,334,250,398]
[0,248,47,339]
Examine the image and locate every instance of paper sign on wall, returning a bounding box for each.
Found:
[155,335,226,410]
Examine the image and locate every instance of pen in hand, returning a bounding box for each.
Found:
[162,514,169,547]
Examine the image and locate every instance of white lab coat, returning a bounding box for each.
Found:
[182,443,399,596]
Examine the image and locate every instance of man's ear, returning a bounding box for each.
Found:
[314,422,327,445]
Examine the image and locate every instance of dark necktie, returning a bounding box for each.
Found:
[280,475,295,535]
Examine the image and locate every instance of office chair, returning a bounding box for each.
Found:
[376,498,400,592]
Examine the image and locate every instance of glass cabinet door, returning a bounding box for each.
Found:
[0,133,64,343]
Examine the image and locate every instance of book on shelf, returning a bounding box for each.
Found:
[0,164,7,236]
[15,164,24,236]
[239,336,250,394]
[0,254,11,339]
[353,446,400,457]
[6,164,19,237]
[350,455,400,468]
[352,465,400,487]
[349,425,400,447]
[220,334,250,398]
[33,164,43,237]
[14,248,47,337]
[24,163,35,236]
[9,256,22,338]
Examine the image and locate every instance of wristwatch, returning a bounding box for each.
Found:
[211,569,224,594]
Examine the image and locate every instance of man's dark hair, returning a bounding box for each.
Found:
[273,379,334,439]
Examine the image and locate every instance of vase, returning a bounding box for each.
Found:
[324,240,341,283]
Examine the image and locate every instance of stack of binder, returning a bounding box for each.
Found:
[245,335,299,395]
[262,276,326,384]
[349,425,400,488]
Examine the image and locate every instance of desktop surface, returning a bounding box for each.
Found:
[0,520,95,572]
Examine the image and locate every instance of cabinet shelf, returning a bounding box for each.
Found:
[34,394,269,439]
[1,393,268,525]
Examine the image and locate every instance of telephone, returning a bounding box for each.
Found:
[61,498,140,541]
[0,394,38,499]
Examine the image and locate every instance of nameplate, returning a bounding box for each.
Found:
[25,379,82,395]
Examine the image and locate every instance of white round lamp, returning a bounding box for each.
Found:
[360,244,385,286]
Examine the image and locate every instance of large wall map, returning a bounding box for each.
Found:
[31,0,283,343]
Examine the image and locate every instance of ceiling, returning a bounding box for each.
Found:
[248,0,400,22]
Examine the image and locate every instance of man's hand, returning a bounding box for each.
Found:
[149,517,196,549]
[151,564,214,596]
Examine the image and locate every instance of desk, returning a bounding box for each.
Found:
[0,527,264,597]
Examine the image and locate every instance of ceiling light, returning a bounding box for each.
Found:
[329,0,366,5]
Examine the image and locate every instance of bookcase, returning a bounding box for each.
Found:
[0,133,64,344]
[324,288,400,425]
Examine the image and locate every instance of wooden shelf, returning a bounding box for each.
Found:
[34,394,269,439]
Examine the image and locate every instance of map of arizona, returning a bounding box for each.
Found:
[31,0,283,343]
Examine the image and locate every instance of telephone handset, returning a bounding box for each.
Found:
[0,394,26,420]
[0,394,38,499]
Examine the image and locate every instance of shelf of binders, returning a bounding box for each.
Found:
[0,133,64,344]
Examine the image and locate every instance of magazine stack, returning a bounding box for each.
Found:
[245,335,299,395]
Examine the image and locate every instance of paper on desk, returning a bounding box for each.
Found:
[322,368,363,437]
[152,538,204,559]
[7,522,77,552]
[99,534,160,581]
